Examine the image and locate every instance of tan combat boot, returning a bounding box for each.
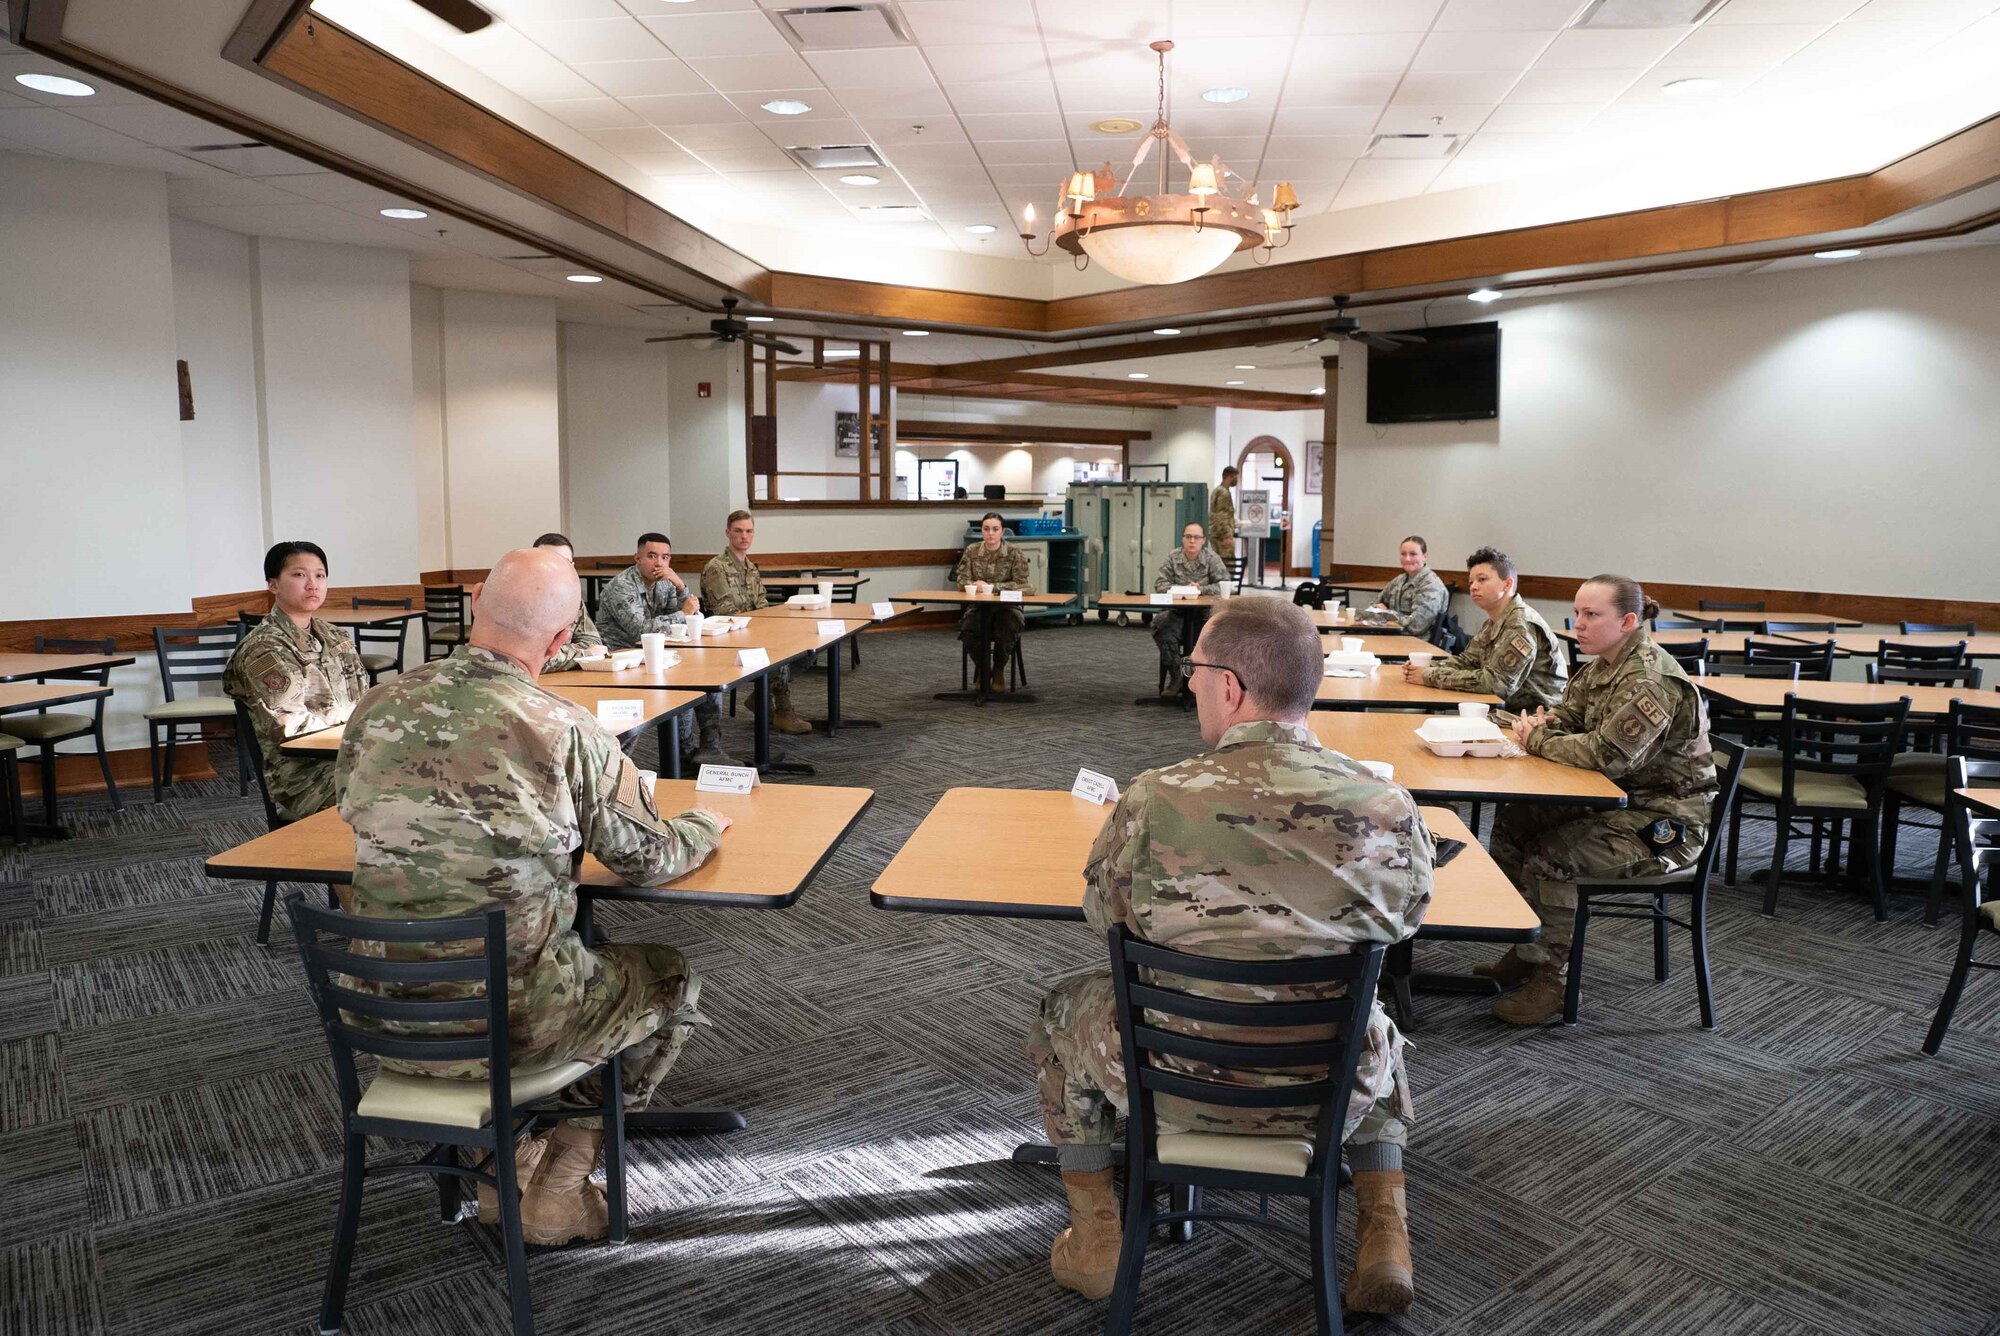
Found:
[1471,946,1536,987]
[476,1130,547,1224]
[1492,966,1567,1025]
[1049,1168,1124,1300]
[1344,1170,1415,1314]
[519,1123,607,1246]
[770,681,812,735]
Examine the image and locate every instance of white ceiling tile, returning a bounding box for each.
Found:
[1614,65,1761,100]
[624,92,746,124]
[1504,66,1643,100]
[1710,0,1862,21]
[976,138,1074,165]
[1374,103,1494,133]
[1479,101,1600,131]
[860,118,968,145]
[1780,19,1960,69]
[1262,134,1375,164]
[1657,22,1827,64]
[656,120,774,149]
[898,0,1044,44]
[489,0,628,20]
[1166,108,1277,140]
[1172,0,1310,37]
[1044,43,1163,103]
[685,51,817,90]
[1269,104,1386,134]
[947,81,1061,115]
[925,43,1052,85]
[1848,0,1999,17]
[697,145,800,172]
[518,17,665,64]
[167,175,300,207]
[1301,0,1445,32]
[1435,0,1590,29]
[955,111,1069,141]
[837,85,955,117]
[1276,73,1403,106]
[758,116,866,145]
[624,150,717,175]
[455,29,604,100]
[1332,157,1446,205]
[638,12,793,57]
[1390,71,1524,103]
[1411,29,1559,70]
[1538,27,1695,67]
[62,102,230,148]
[535,97,649,130]
[725,88,833,119]
[585,125,681,153]
[805,46,937,89]
[198,144,324,176]
[574,58,709,97]
[1287,32,1428,76]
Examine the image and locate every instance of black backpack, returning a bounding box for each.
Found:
[1291,581,1327,610]
[1436,610,1469,654]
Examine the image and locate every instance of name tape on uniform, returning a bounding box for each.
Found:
[695,764,759,794]
[871,601,896,620]
[817,619,847,636]
[1071,768,1120,806]
[736,647,770,669]
[1149,592,1173,606]
[595,699,646,727]
[999,589,1024,603]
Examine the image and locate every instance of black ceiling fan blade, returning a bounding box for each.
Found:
[643,332,716,343]
[746,335,804,355]
[408,0,493,34]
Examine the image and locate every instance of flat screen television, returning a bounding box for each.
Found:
[1364,320,1500,424]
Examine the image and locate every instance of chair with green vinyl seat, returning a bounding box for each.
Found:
[1921,758,2000,1055]
[1880,697,2000,925]
[145,624,251,803]
[1727,694,1909,919]
[16,636,123,821]
[351,597,413,684]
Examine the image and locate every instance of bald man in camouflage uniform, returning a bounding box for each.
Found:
[1028,597,1433,1315]
[336,547,730,1246]
[1486,620,1718,1024]
[1148,522,1232,691]
[700,510,810,736]
[225,607,369,821]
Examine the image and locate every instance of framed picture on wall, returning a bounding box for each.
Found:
[1303,440,1323,495]
[834,410,884,459]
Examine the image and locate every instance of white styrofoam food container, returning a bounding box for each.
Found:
[1413,717,1507,757]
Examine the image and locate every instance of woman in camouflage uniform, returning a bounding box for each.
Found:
[951,512,1033,693]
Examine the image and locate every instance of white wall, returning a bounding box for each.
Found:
[561,321,672,553]
[1225,407,1318,570]
[1131,406,1225,487]
[409,284,449,572]
[434,290,562,566]
[169,219,266,597]
[664,341,746,551]
[1,152,191,621]
[1332,246,2000,602]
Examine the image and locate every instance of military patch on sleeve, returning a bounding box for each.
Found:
[1608,690,1671,758]
[1512,634,1534,660]
[611,756,649,815]
[1635,692,1668,728]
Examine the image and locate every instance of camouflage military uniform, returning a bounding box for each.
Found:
[1150,546,1232,671]
[1028,720,1434,1152]
[1208,486,1236,546]
[700,549,798,712]
[1421,595,1567,711]
[335,645,724,1124]
[595,563,717,751]
[542,605,604,673]
[951,541,1033,664]
[1376,568,1450,645]
[1492,628,1718,969]
[224,609,369,822]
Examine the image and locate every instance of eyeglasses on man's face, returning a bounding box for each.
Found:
[1180,656,1237,681]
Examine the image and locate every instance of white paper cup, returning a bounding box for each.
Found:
[817,580,834,600]
[686,614,704,638]
[1328,600,1343,618]
[1407,651,1433,669]
[1341,637,1363,653]
[1458,702,1490,720]
[664,624,689,643]
[964,584,978,595]
[641,632,667,672]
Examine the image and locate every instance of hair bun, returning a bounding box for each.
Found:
[1642,599,1661,620]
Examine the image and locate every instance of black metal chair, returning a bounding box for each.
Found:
[1881,698,2000,924]
[287,895,630,1336]
[814,569,864,669]
[1903,621,1976,636]
[1102,926,1384,1336]
[1744,637,1835,681]
[352,598,413,684]
[1654,616,1716,632]
[1921,758,2000,1055]
[960,639,1028,692]
[1657,637,1708,675]
[1225,554,1247,591]
[1562,741,1747,1027]
[1760,620,1841,636]
[17,636,122,818]
[144,624,251,803]
[233,699,320,947]
[1291,581,1325,610]
[1727,695,1909,919]
[0,733,24,845]
[1878,640,1970,672]
[424,586,468,661]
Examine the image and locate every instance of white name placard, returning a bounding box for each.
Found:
[871,601,896,620]
[1149,592,1173,606]
[595,699,646,727]
[695,764,759,794]
[817,619,847,636]
[1072,768,1120,806]
[737,647,770,669]
[999,589,1023,603]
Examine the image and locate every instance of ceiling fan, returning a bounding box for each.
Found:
[645,298,803,355]
[1300,296,1427,352]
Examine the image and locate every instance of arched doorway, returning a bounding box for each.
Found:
[1235,435,1295,581]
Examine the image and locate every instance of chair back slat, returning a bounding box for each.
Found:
[1700,599,1765,612]
[1878,639,1970,670]
[306,942,490,984]
[1947,701,2000,765]
[1127,982,1358,1031]
[1133,1023,1344,1073]
[1947,756,2000,907]
[1745,638,1835,681]
[1653,617,1715,632]
[327,1023,494,1065]
[1868,663,1983,690]
[1137,1066,1335,1110]
[1120,936,1375,987]
[424,586,465,618]
[1699,657,1800,680]
[1778,695,1909,782]
[30,636,115,684]
[1658,638,1707,674]
[153,624,245,699]
[1904,621,1977,636]
[321,983,491,1026]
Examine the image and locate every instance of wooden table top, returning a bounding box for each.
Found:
[204,780,873,909]
[1323,634,1441,662]
[746,603,918,624]
[1558,629,1757,655]
[278,687,706,755]
[1099,592,1223,610]
[1698,678,1994,717]
[0,681,113,716]
[1307,610,1409,634]
[1780,631,2000,660]
[562,646,766,692]
[318,608,424,627]
[652,618,850,658]
[761,573,868,589]
[1307,712,1626,808]
[0,652,135,682]
[1314,666,1501,712]
[893,589,1078,608]
[1667,607,1863,629]
[869,788,1537,939]
[1954,787,2000,818]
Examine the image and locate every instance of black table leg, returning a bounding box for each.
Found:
[661,721,681,780]
[812,632,880,735]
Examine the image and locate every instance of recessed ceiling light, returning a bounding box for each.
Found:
[15,72,95,97]
[566,274,604,284]
[1127,372,1150,379]
[1813,248,1861,259]
[839,174,880,186]
[964,223,998,235]
[902,329,929,336]
[1233,364,1256,370]
[1225,379,1245,386]
[1202,87,1249,104]
[1468,288,1502,302]
[1662,77,1720,96]
[1153,327,1182,335]
[744,315,775,322]
[761,99,812,116]
[379,207,429,220]
[1091,118,1143,135]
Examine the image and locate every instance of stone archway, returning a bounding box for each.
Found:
[1234,435,1295,579]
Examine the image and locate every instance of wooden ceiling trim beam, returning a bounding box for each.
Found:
[780,365,1318,411]
[897,420,1150,446]
[766,273,1048,335]
[926,321,1329,381]
[1005,372,1323,408]
[1864,113,2000,218]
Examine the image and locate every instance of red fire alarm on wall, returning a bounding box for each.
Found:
[696,382,712,398]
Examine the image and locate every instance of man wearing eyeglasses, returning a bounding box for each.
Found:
[1027,597,1434,1315]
